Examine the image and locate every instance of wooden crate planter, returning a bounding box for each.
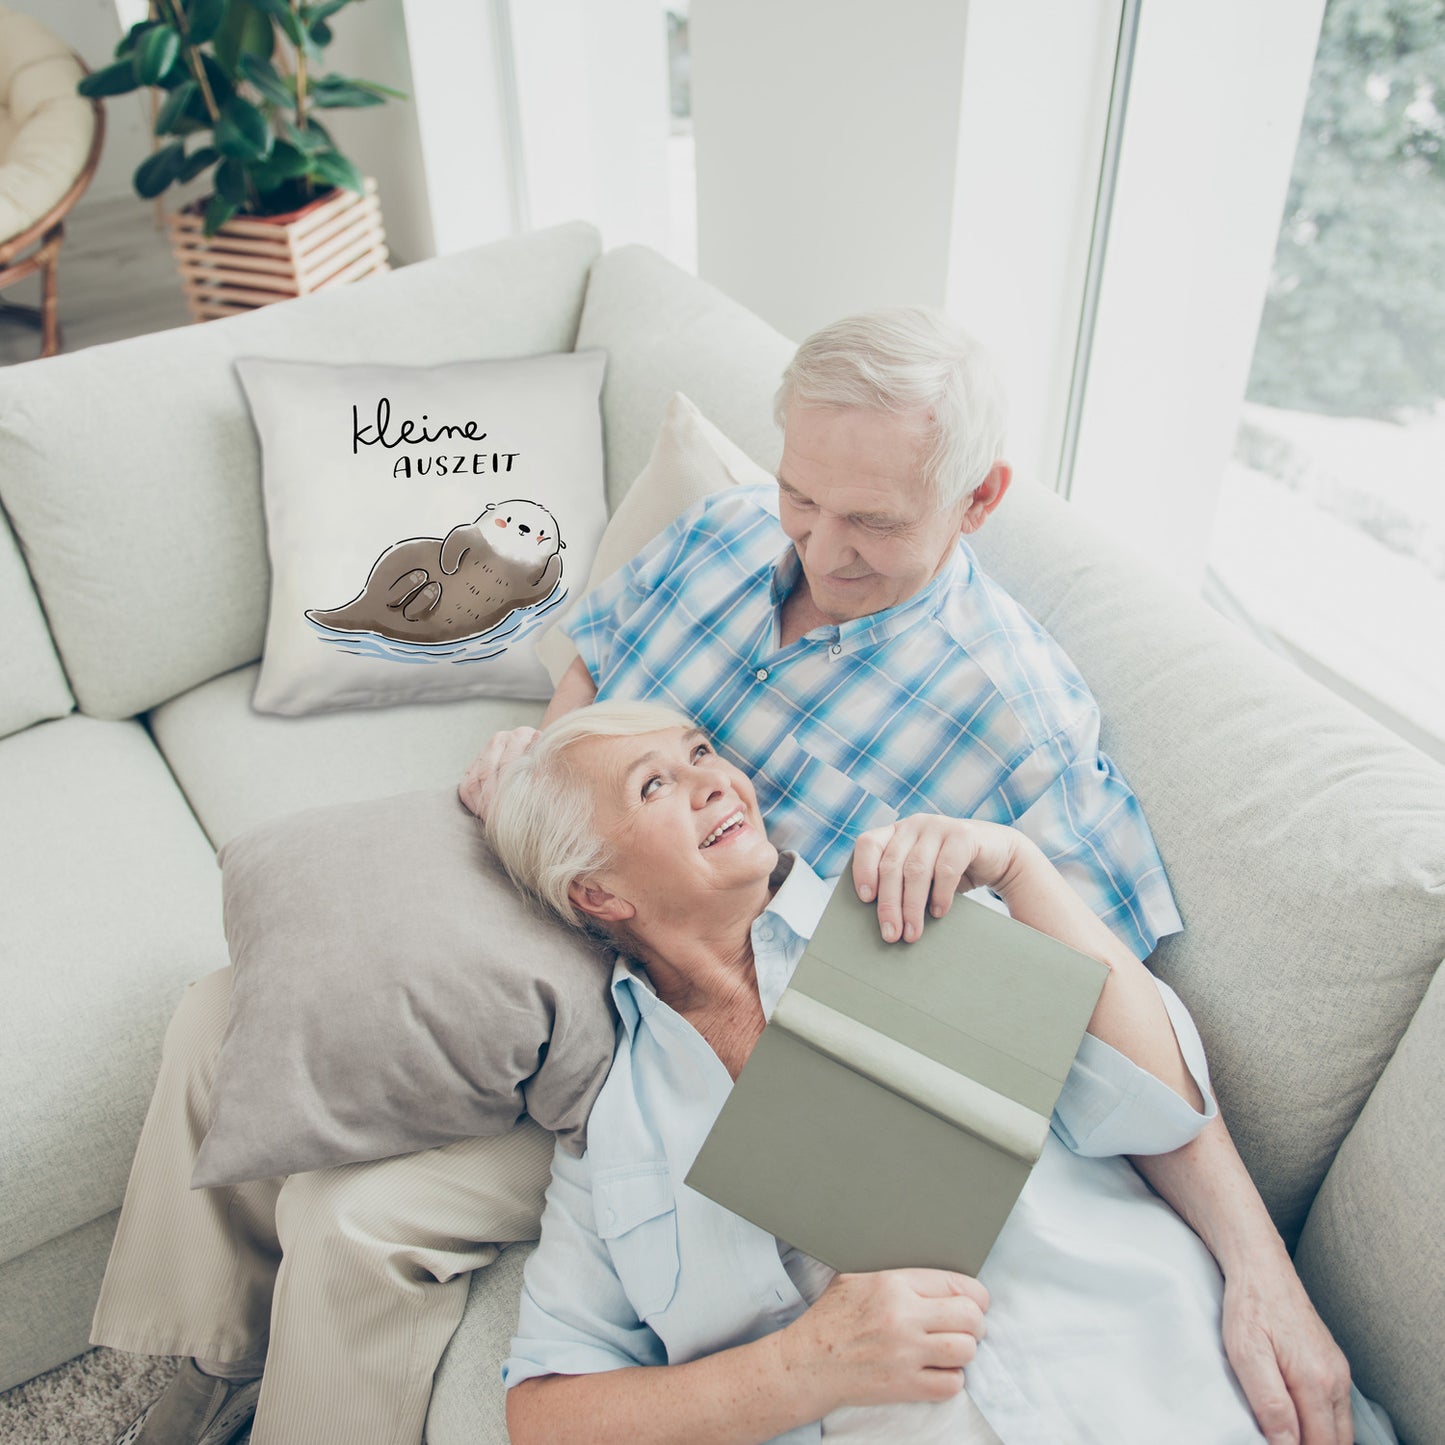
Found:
[166,178,389,322]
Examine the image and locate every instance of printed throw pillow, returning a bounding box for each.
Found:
[237,351,608,716]
[534,391,776,684]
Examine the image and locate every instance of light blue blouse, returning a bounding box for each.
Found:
[504,857,1270,1443]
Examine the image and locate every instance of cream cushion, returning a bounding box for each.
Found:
[0,9,93,240]
[534,392,771,684]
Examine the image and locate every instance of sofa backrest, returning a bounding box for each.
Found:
[969,477,1445,1245]
[0,502,71,738]
[0,222,602,721]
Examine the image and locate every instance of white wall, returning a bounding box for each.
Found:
[946,0,1121,495]
[690,0,972,342]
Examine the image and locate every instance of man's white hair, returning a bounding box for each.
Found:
[773,307,1008,510]
[487,699,697,932]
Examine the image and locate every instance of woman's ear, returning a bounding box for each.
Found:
[568,879,635,924]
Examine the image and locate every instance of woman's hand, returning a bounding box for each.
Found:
[458,726,540,821]
[852,815,1028,943]
[779,1269,989,1412]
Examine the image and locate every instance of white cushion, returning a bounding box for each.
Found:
[535,392,771,683]
[0,715,226,1266]
[0,11,91,240]
[238,351,608,715]
[0,506,71,738]
[148,663,543,849]
[0,222,602,720]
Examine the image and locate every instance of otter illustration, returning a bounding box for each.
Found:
[307,500,565,646]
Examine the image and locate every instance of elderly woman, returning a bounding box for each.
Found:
[484,700,1302,1445]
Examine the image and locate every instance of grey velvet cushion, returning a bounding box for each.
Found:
[0,505,71,739]
[0,221,602,721]
[193,789,618,1187]
[968,478,1445,1247]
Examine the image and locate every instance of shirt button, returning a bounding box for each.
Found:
[830,644,842,655]
[756,924,773,943]
[755,668,769,681]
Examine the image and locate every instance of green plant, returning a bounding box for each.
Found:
[79,0,405,234]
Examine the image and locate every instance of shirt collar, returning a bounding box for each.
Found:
[767,542,972,651]
[609,851,835,1037]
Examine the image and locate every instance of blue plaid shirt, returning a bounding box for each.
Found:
[566,485,1181,959]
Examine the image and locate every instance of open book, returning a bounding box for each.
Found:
[684,884,1109,1275]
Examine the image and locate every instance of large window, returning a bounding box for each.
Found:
[1206,0,1445,757]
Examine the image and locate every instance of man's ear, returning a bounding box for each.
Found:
[958,462,1012,536]
[567,879,635,924]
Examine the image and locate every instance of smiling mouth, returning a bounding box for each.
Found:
[700,811,746,848]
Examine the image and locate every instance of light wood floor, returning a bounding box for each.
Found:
[0,194,193,366]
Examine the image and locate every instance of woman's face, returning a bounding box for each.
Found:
[566,726,778,926]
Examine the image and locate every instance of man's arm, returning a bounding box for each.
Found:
[459,656,598,819]
[1131,1121,1353,1445]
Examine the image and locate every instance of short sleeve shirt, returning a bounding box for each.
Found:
[566,485,1181,959]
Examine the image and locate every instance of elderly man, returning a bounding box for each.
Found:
[95,310,1351,1445]
[463,309,1353,1445]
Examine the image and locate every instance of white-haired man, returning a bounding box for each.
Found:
[462,309,1353,1445]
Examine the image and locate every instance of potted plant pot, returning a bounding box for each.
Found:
[165,176,388,320]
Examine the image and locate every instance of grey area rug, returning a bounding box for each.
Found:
[0,1350,254,1445]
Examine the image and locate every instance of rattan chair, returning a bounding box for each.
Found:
[0,7,104,359]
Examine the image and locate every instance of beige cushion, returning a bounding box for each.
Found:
[0,504,71,739]
[968,478,1445,1245]
[0,10,91,239]
[237,351,608,715]
[194,790,616,1186]
[535,392,770,683]
[575,245,795,510]
[0,222,602,720]
[0,715,226,1267]
[148,663,542,850]
[1295,959,1445,1445]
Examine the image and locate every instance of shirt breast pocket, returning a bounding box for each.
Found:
[758,732,898,868]
[593,1163,681,1322]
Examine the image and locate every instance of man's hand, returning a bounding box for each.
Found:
[458,726,540,821]
[1221,1261,1353,1445]
[851,815,1025,943]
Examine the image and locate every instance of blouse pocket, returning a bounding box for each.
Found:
[593,1163,681,1321]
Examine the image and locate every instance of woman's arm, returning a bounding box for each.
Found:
[509,1269,987,1445]
[851,815,1202,1108]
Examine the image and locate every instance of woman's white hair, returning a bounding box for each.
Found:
[487,699,697,932]
[773,307,1008,510]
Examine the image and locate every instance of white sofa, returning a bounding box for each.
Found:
[1,222,1441,1444]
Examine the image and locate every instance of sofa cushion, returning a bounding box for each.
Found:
[0,504,71,739]
[575,245,795,511]
[148,663,542,849]
[237,350,608,715]
[0,221,601,721]
[535,392,767,683]
[1295,958,1445,1445]
[0,715,226,1267]
[967,479,1445,1244]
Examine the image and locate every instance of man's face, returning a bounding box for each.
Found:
[776,405,973,623]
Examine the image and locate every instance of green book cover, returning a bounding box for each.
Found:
[684,887,1109,1276]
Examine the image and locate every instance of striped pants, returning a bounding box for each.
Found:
[90,968,554,1445]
